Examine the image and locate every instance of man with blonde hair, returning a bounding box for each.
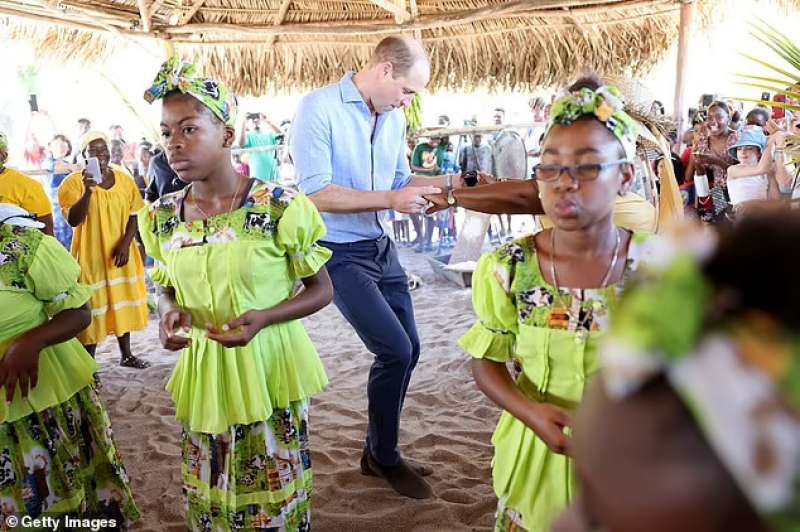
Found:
[291,35,457,499]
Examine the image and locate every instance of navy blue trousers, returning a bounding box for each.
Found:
[323,236,420,466]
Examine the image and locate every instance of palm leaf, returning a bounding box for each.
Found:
[734,74,798,87]
[742,53,800,82]
[731,97,800,113]
[734,83,800,100]
[752,21,800,70]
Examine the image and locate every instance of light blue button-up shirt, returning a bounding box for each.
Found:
[290,73,412,243]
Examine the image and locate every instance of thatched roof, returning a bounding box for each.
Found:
[1,0,708,95]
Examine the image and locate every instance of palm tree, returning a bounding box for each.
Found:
[737,21,800,159]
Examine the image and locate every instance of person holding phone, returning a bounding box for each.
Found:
[57,132,150,368]
[0,132,55,236]
[684,101,739,223]
[237,112,282,183]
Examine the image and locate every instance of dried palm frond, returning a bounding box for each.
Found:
[0,0,722,96]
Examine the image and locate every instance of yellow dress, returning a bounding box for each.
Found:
[0,167,53,219]
[58,169,148,344]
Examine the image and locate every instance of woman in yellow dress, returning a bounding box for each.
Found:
[0,132,54,236]
[58,132,150,368]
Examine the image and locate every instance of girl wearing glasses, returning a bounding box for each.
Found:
[0,203,139,526]
[459,78,654,532]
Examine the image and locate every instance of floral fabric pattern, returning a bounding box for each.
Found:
[547,86,639,160]
[0,386,139,528]
[182,401,311,532]
[144,57,237,127]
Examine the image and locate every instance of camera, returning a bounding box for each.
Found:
[246,112,260,121]
[461,169,478,187]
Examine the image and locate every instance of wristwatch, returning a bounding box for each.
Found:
[446,174,456,206]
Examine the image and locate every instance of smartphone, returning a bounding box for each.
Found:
[701,94,714,108]
[761,92,772,102]
[28,94,38,113]
[86,157,102,183]
[773,94,787,119]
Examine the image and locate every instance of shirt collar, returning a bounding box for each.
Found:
[339,72,366,104]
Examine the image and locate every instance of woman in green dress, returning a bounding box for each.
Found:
[139,59,333,531]
[459,78,652,531]
[0,203,139,526]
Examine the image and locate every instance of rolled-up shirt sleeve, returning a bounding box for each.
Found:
[391,119,412,191]
[290,94,333,196]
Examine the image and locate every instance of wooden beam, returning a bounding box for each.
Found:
[148,0,165,23]
[164,0,670,37]
[136,0,150,31]
[673,0,695,139]
[178,0,205,26]
[265,0,292,47]
[368,0,411,24]
[408,0,420,40]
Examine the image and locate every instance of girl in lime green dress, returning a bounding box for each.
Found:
[460,78,654,531]
[138,59,333,531]
[0,203,139,527]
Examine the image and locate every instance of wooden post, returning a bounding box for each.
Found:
[673,0,695,140]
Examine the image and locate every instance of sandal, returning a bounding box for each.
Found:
[120,355,151,369]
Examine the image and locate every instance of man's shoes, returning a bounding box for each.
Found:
[360,449,433,477]
[360,450,433,499]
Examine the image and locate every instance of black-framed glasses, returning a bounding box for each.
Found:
[532,159,631,183]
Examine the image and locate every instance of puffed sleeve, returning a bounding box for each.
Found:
[57,172,84,220]
[27,234,91,316]
[126,172,145,213]
[136,203,172,287]
[25,179,53,218]
[275,190,332,280]
[458,250,519,362]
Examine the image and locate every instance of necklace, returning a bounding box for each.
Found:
[190,177,247,220]
[549,228,621,344]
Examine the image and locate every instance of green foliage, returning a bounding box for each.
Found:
[404,94,423,138]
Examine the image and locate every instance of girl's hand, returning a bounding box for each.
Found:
[522,403,573,455]
[206,310,269,348]
[0,335,43,402]
[159,309,192,351]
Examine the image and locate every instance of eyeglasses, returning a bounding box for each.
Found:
[532,159,631,183]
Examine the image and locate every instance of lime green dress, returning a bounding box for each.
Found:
[459,233,650,532]
[138,181,331,531]
[0,225,139,525]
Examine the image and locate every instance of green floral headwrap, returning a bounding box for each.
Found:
[144,57,237,127]
[602,225,800,531]
[0,132,7,153]
[546,86,639,160]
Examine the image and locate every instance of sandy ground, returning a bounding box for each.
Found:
[95,245,500,532]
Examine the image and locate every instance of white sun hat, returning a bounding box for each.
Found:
[0,203,45,228]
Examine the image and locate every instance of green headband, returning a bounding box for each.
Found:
[144,57,237,127]
[602,226,800,531]
[546,86,638,160]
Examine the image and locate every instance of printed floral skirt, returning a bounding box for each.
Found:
[0,386,139,528]
[495,499,528,532]
[182,400,312,531]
